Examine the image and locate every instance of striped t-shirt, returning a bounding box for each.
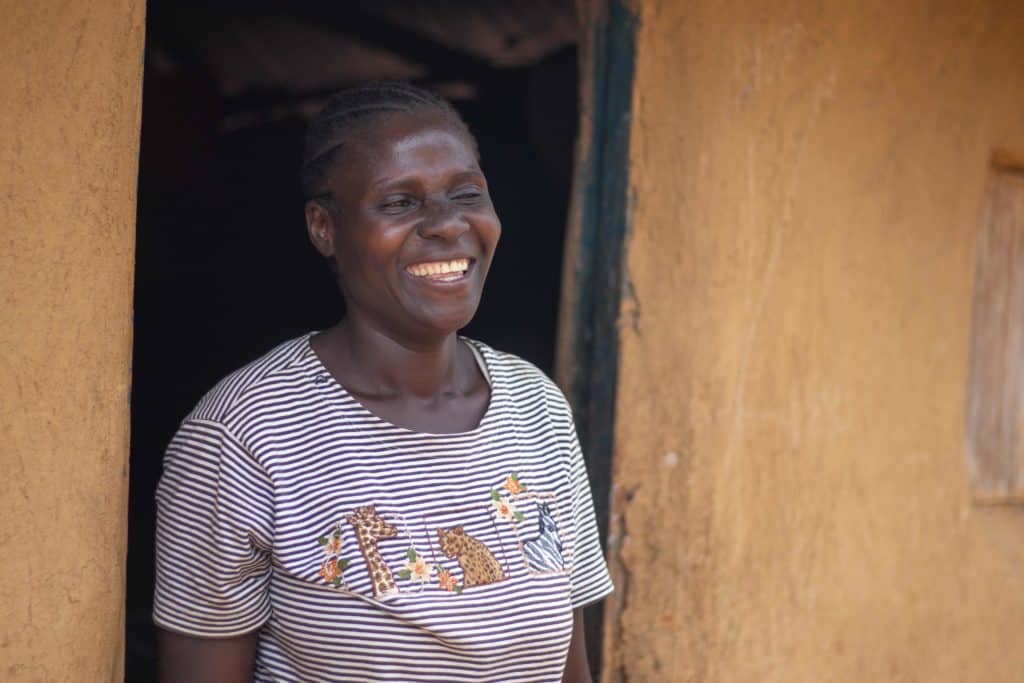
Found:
[154,334,614,682]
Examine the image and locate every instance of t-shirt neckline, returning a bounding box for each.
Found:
[302,332,499,437]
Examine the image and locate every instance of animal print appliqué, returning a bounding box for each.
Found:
[345,505,400,598]
[493,473,569,576]
[436,525,507,589]
[521,502,565,573]
[314,506,440,598]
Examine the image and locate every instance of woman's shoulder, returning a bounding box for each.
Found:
[187,333,315,425]
[463,337,572,413]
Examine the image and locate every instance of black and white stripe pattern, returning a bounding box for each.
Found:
[154,334,613,682]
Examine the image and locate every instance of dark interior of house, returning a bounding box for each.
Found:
[127,1,581,679]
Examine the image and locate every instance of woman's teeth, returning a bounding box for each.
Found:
[406,258,470,280]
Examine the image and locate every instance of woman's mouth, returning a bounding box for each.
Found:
[405,257,472,282]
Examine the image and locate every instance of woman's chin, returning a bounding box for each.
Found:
[407,302,481,338]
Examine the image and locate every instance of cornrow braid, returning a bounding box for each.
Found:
[301,81,478,201]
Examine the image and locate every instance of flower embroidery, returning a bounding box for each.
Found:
[504,472,526,495]
[317,525,343,555]
[396,547,434,583]
[490,490,524,523]
[437,568,463,593]
[407,557,432,581]
[321,536,342,557]
[319,557,348,586]
[316,524,350,587]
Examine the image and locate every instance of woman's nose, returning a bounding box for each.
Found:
[417,197,470,241]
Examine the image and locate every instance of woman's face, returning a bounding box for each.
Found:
[306,110,501,343]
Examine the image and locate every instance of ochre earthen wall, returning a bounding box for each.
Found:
[605,1,1024,680]
[0,1,144,679]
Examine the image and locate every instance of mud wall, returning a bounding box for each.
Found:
[0,1,144,679]
[605,1,1024,680]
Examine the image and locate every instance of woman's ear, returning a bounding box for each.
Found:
[305,201,336,258]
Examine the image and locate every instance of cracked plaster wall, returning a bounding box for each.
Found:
[0,1,144,680]
[604,0,1024,680]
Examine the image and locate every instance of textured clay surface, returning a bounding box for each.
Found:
[0,0,144,680]
[604,0,1024,680]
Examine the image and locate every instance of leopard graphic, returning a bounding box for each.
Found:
[436,525,506,588]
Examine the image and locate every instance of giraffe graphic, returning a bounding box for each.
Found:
[345,505,399,598]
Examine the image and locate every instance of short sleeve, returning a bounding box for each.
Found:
[153,418,275,637]
[566,419,615,609]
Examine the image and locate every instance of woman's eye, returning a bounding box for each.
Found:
[380,197,417,213]
[452,189,485,203]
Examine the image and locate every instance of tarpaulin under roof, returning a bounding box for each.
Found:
[147,0,578,127]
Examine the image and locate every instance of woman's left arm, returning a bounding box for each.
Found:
[562,609,593,683]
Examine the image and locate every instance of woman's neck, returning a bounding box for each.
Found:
[317,315,465,400]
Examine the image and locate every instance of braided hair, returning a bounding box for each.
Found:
[301,81,478,202]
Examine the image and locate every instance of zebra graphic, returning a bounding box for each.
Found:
[522,502,564,572]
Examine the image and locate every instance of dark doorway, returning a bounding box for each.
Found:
[127,1,580,680]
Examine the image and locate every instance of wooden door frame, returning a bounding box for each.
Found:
[556,0,637,677]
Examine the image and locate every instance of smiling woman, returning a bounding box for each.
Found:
[152,82,612,683]
[303,98,501,386]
